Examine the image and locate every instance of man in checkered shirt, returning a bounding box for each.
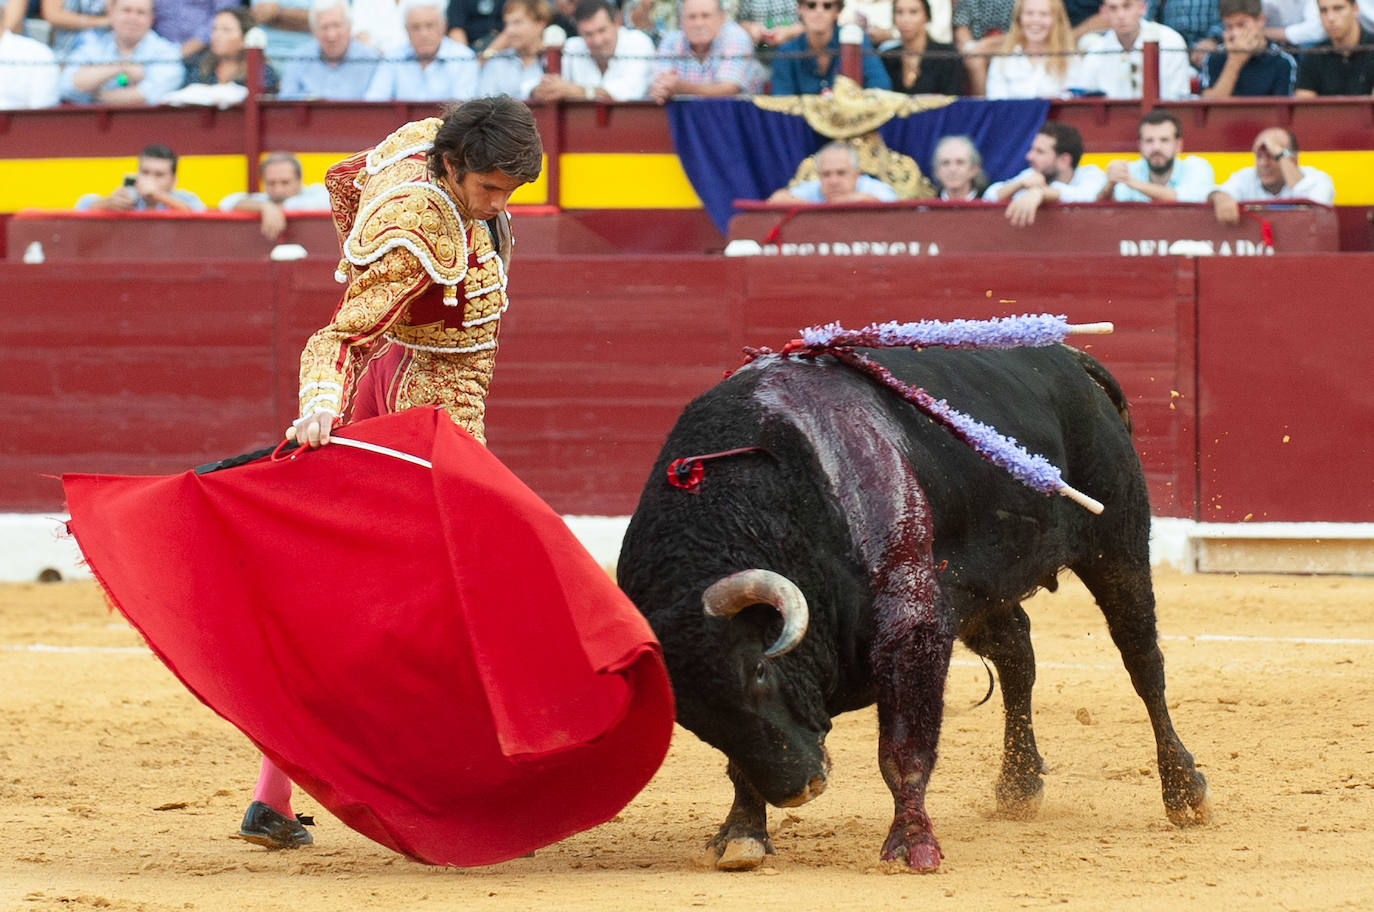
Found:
[649,0,765,100]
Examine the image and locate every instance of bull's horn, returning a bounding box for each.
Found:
[701,569,809,658]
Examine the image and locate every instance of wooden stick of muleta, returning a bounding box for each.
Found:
[1066,321,1114,335]
[1058,484,1105,514]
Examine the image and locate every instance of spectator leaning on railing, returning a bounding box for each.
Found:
[984,0,1083,98]
[278,0,382,99]
[983,121,1106,226]
[1200,0,1297,95]
[649,0,763,102]
[474,0,549,98]
[1208,126,1335,224]
[59,0,183,104]
[220,152,330,241]
[74,143,207,211]
[531,0,655,101]
[1293,0,1374,95]
[768,141,899,203]
[1075,0,1193,99]
[768,0,891,93]
[364,0,479,100]
[0,15,59,108]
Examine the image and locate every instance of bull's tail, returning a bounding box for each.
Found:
[1063,344,1133,434]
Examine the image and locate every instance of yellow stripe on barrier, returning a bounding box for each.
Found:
[5,150,1370,214]
[0,153,549,213]
[558,153,701,209]
[1080,150,1374,206]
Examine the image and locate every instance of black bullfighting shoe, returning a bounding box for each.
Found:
[236,801,315,849]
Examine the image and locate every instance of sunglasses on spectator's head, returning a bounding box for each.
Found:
[800,1,839,9]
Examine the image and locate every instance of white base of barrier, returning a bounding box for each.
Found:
[2,514,1369,584]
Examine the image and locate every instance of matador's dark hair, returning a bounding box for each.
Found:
[428,97,544,185]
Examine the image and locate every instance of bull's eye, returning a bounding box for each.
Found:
[754,661,768,685]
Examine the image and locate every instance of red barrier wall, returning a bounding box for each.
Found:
[1195,256,1374,523]
[2,239,1369,523]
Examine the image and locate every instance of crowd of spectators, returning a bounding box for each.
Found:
[761,115,1334,222]
[2,0,1372,109]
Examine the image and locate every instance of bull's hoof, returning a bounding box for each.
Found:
[1166,787,1213,827]
[879,829,942,873]
[716,837,768,871]
[994,779,1045,821]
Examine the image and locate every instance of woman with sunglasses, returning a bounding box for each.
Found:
[768,0,891,92]
[984,0,1082,98]
[877,0,964,93]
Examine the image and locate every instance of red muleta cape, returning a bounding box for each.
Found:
[62,407,674,866]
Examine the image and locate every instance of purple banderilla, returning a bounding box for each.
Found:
[780,314,1111,512]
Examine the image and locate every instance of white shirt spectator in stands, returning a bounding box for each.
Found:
[0,29,60,109]
[560,26,656,100]
[1214,164,1335,204]
[985,43,1086,98]
[219,182,331,211]
[365,36,479,100]
[1076,20,1193,99]
[984,163,1108,201]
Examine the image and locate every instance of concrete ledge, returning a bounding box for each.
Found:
[4,514,1370,583]
[1190,522,1374,574]
[0,513,635,584]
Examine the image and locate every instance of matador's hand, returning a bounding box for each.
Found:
[286,410,336,448]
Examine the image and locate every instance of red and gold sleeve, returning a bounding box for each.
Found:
[297,246,429,419]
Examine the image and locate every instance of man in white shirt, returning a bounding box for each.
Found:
[1099,109,1215,202]
[220,152,331,240]
[1077,0,1193,98]
[0,25,59,109]
[532,0,654,100]
[983,122,1107,227]
[1209,126,1335,224]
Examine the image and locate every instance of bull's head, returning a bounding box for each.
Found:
[687,569,831,808]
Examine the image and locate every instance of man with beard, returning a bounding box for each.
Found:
[1099,109,1215,202]
[983,121,1106,227]
[1208,125,1335,224]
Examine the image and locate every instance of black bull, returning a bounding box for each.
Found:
[616,344,1211,871]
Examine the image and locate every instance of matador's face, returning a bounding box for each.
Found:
[446,165,526,221]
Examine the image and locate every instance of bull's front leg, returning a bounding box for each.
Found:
[705,760,773,870]
[872,591,955,872]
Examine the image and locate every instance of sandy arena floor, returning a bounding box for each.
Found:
[1,570,1371,911]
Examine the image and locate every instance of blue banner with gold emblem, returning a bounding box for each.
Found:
[666,96,1051,233]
